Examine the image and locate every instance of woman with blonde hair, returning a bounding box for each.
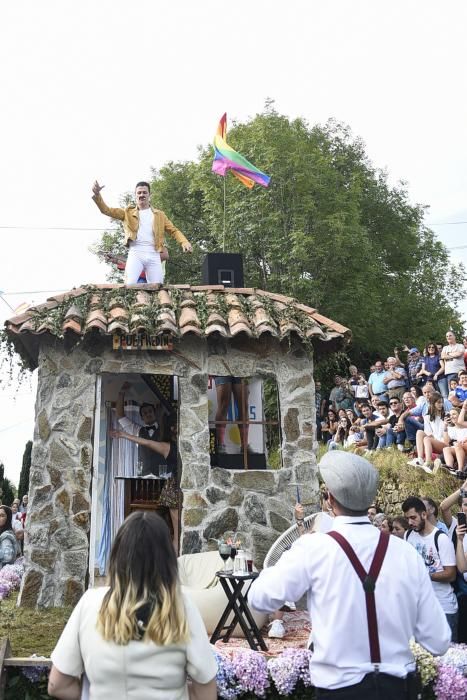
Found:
[48,512,217,700]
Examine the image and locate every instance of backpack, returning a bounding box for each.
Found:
[406,528,467,597]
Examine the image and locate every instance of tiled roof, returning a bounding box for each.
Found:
[4,284,351,369]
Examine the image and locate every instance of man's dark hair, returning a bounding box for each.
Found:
[135,181,150,192]
[377,401,388,408]
[459,370,467,378]
[139,402,156,418]
[402,496,426,515]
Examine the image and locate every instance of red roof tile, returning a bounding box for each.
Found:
[3,284,351,369]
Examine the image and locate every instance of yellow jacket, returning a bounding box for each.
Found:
[92,193,190,251]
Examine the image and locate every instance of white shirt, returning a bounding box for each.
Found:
[118,416,158,437]
[448,425,467,443]
[422,414,445,441]
[249,515,450,690]
[135,208,155,246]
[404,528,458,613]
[442,343,465,374]
[51,587,217,700]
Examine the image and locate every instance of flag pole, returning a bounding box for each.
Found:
[223,176,226,252]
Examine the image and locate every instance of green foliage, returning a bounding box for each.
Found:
[5,669,49,700]
[91,103,465,362]
[0,463,16,505]
[18,440,32,500]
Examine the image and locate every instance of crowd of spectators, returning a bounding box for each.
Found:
[316,332,467,475]
[0,494,27,568]
[367,480,467,644]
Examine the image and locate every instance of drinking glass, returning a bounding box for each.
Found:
[218,542,231,572]
[229,545,237,568]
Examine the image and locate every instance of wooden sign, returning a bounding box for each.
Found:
[113,333,173,351]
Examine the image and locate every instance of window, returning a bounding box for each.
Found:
[208,376,281,470]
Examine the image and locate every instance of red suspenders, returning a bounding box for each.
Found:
[328,530,390,664]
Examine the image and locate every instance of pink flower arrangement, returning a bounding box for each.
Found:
[0,558,24,601]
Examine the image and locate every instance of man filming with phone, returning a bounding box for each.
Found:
[440,477,467,642]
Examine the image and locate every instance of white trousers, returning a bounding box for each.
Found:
[125,244,164,284]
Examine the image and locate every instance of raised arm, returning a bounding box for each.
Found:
[116,381,131,419]
[456,522,467,574]
[110,429,170,459]
[440,477,467,528]
[458,399,467,427]
[92,181,125,221]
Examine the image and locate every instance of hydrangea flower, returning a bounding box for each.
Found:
[0,558,24,600]
[434,664,467,700]
[409,639,438,687]
[231,649,269,697]
[268,648,312,695]
[213,649,240,700]
[21,665,49,683]
[438,643,467,674]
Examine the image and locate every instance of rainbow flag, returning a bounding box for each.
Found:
[212,113,271,189]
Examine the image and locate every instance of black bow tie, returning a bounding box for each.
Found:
[146,425,157,431]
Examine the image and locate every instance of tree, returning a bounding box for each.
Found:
[0,462,15,505]
[18,440,32,500]
[91,103,465,366]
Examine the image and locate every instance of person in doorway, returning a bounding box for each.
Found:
[111,414,180,552]
[92,180,192,284]
[249,452,450,699]
[48,512,217,699]
[116,382,164,476]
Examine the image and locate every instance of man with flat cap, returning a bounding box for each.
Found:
[249,452,451,699]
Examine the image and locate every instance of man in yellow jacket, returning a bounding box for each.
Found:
[92,180,192,284]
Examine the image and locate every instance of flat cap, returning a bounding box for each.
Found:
[319,451,379,511]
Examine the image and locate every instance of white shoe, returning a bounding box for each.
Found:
[433,458,443,474]
[421,463,433,474]
[397,444,405,452]
[268,619,285,639]
[284,600,296,611]
[408,458,423,467]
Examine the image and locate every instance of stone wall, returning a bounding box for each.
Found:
[19,334,318,606]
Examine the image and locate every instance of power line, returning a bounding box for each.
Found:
[0,420,31,434]
[1,288,70,296]
[428,221,467,226]
[0,225,109,231]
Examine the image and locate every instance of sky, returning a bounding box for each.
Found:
[1,0,467,486]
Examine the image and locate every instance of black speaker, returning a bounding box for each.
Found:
[202,253,244,288]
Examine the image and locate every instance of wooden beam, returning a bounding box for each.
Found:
[0,638,12,700]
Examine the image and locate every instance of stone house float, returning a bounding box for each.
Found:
[4,283,349,607]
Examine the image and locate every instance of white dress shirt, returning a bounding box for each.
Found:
[249,515,451,691]
[118,416,158,437]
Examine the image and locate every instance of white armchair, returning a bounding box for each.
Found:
[178,550,267,635]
